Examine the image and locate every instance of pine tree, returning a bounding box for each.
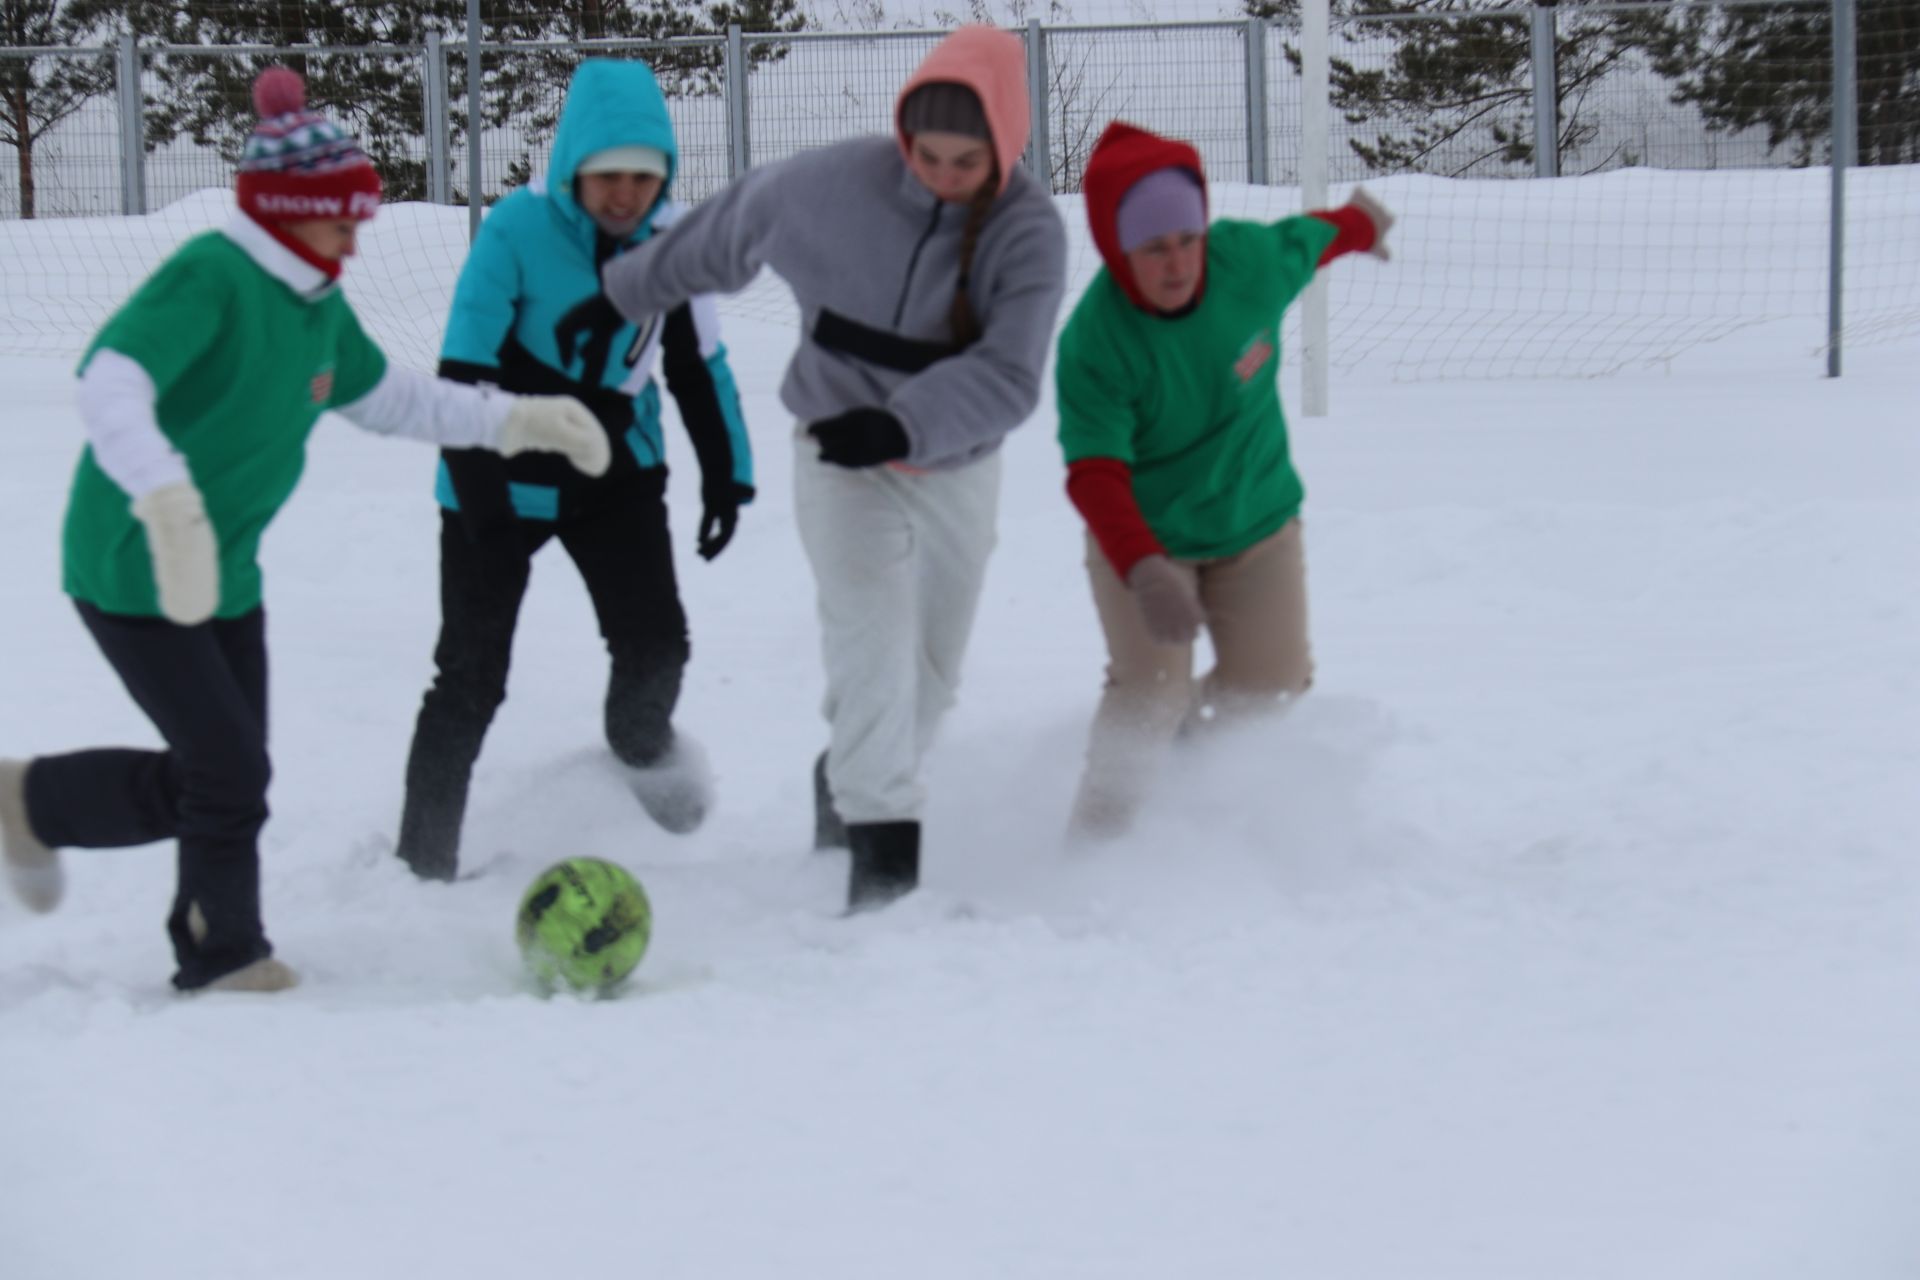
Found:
[1621,0,1919,166]
[483,0,806,193]
[67,0,469,202]
[1245,0,1634,177]
[71,0,807,204]
[0,0,116,217]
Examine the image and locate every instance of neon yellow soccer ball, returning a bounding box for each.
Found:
[515,857,652,995]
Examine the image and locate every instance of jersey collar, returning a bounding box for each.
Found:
[220,212,338,301]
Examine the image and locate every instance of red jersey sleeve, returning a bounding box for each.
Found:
[1066,456,1165,580]
[1309,205,1377,265]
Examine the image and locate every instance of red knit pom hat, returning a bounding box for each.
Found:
[234,67,382,227]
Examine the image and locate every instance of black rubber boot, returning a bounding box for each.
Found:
[395,783,464,882]
[813,751,848,851]
[846,820,919,912]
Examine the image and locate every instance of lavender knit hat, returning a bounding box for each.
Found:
[1116,168,1206,252]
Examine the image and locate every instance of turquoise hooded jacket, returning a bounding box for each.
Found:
[436,58,751,524]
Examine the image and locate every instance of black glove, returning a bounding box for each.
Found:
[807,408,911,469]
[554,292,630,385]
[697,482,754,561]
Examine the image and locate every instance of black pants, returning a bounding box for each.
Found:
[397,467,689,875]
[25,603,272,990]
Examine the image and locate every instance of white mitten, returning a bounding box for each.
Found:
[132,482,219,626]
[498,396,611,477]
[1127,554,1205,647]
[1348,186,1395,261]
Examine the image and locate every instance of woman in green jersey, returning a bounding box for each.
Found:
[0,68,607,992]
[1054,121,1394,839]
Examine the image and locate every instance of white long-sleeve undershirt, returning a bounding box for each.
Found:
[76,355,514,499]
[331,364,512,448]
[74,350,190,499]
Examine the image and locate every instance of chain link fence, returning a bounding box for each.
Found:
[2,3,1915,378]
[7,5,1914,215]
[0,45,120,218]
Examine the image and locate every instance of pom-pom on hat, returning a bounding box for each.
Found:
[234,66,382,226]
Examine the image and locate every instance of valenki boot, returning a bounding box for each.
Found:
[0,759,63,913]
[183,904,300,993]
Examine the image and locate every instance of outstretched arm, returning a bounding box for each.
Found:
[600,172,785,323]
[1309,186,1395,264]
[332,365,610,479]
[331,363,509,448]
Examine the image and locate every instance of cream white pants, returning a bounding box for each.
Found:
[793,436,1001,824]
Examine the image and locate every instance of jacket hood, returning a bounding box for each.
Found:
[1081,121,1208,311]
[548,59,678,240]
[894,26,1030,197]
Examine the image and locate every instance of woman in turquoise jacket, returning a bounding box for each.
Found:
[397,59,754,880]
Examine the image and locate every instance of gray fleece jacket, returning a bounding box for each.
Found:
[600,136,1068,470]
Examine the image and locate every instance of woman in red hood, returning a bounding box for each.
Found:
[1054,122,1393,839]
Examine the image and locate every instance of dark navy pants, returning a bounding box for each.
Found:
[26,602,272,990]
[397,466,689,878]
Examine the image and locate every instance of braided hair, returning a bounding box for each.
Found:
[948,170,998,349]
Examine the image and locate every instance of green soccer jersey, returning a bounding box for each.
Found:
[1055,215,1337,561]
[65,231,387,618]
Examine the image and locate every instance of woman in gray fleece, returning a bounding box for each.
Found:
[600,25,1068,910]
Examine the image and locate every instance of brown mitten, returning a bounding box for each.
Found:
[1127,554,1204,646]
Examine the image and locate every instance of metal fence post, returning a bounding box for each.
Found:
[466,0,484,238]
[1245,16,1268,185]
[1530,2,1560,178]
[116,32,145,216]
[423,32,450,205]
[1026,19,1051,189]
[726,25,751,180]
[1300,0,1330,416]
[1828,0,1856,377]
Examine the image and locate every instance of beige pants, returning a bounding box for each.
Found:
[1070,519,1312,837]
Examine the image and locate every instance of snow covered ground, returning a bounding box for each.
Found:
[2,176,1917,1278]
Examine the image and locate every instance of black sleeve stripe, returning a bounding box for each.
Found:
[661,303,735,493]
[438,359,502,386]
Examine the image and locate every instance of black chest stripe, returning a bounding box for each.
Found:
[813,308,962,375]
